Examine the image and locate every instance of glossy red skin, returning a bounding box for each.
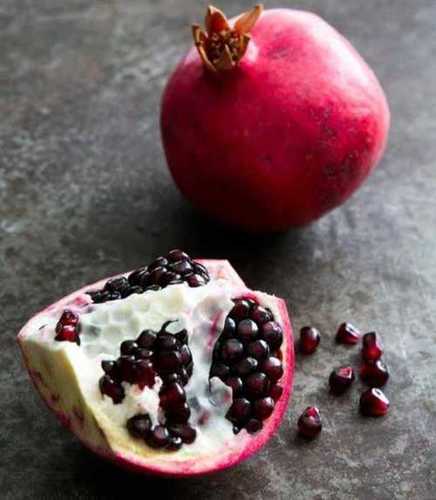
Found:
[161,9,390,231]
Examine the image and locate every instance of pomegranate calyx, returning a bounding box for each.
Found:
[192,4,263,72]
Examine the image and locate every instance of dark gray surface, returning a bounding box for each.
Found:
[1,0,435,498]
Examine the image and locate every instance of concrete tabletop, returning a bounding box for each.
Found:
[1,1,435,498]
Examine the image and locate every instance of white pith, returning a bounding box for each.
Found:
[21,277,284,460]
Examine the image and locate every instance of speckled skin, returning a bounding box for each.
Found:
[161,9,390,230]
[2,0,436,498]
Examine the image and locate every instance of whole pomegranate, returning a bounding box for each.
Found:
[18,250,294,476]
[161,5,390,231]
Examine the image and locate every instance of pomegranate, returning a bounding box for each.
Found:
[17,250,294,477]
[161,5,390,231]
[360,359,389,388]
[362,332,383,362]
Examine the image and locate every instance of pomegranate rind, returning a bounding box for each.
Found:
[18,260,294,477]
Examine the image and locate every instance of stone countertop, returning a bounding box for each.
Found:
[1,1,435,498]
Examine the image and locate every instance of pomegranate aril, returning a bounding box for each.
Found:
[99,375,125,404]
[149,256,169,270]
[225,376,244,396]
[127,267,147,286]
[237,319,259,343]
[261,321,283,349]
[168,424,197,444]
[297,406,322,439]
[210,363,230,380]
[230,300,252,320]
[261,357,283,382]
[246,339,270,360]
[175,329,188,344]
[119,355,137,383]
[269,384,283,401]
[233,357,258,376]
[135,359,156,387]
[146,425,170,449]
[360,388,389,417]
[253,397,275,420]
[336,322,361,345]
[360,360,389,387]
[187,274,207,287]
[135,348,153,359]
[178,367,190,385]
[55,325,80,344]
[227,398,252,424]
[362,332,383,361]
[126,414,151,439]
[167,249,189,262]
[245,372,270,399]
[155,350,183,372]
[120,340,138,355]
[156,334,179,351]
[220,339,244,363]
[222,317,236,337]
[166,402,191,424]
[329,366,355,395]
[170,260,193,275]
[246,418,263,434]
[167,436,183,451]
[58,310,79,326]
[159,383,186,410]
[101,360,120,380]
[179,344,192,365]
[105,277,129,294]
[299,326,320,355]
[250,305,272,324]
[137,329,157,348]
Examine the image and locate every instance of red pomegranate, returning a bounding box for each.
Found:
[17,251,294,477]
[161,5,390,231]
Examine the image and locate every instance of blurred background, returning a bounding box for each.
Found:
[1,1,435,498]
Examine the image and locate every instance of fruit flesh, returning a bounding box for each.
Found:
[161,9,390,231]
[17,260,294,477]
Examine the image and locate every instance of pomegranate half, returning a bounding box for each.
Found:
[161,5,390,231]
[18,251,294,477]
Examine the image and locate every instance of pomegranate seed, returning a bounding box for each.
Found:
[99,375,125,404]
[55,325,80,344]
[246,339,270,360]
[362,332,383,361]
[336,322,360,345]
[261,321,283,349]
[167,436,183,451]
[269,384,283,401]
[253,397,275,420]
[261,357,283,382]
[237,319,259,343]
[360,388,390,417]
[230,300,252,320]
[159,383,186,410]
[58,309,79,326]
[297,406,322,438]
[220,339,244,363]
[146,425,170,449]
[126,414,151,439]
[251,305,272,324]
[225,376,244,396]
[210,363,230,380]
[245,372,270,399]
[166,402,191,424]
[234,357,258,376]
[360,360,389,387]
[137,329,157,348]
[246,418,263,434]
[120,340,138,355]
[168,424,197,444]
[227,398,252,425]
[299,326,320,355]
[329,366,355,395]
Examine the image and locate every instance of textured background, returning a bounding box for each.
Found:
[1,0,435,498]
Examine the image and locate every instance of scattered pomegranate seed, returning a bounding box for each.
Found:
[297,406,322,438]
[55,325,80,344]
[359,388,389,417]
[336,322,360,345]
[360,360,389,387]
[329,366,355,395]
[299,327,320,355]
[362,332,383,361]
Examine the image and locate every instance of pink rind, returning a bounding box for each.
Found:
[17,259,294,477]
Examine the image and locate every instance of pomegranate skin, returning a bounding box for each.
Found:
[161,9,390,231]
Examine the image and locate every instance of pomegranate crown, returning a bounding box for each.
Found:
[192,4,263,72]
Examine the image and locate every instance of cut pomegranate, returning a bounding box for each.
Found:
[359,388,390,417]
[329,366,355,395]
[336,323,361,345]
[362,332,383,362]
[18,253,294,477]
[161,5,390,231]
[299,326,320,355]
[297,406,322,439]
[360,360,389,387]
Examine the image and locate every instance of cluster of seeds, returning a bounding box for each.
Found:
[88,250,210,304]
[99,321,196,451]
[54,310,80,345]
[210,298,284,434]
[297,324,391,439]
